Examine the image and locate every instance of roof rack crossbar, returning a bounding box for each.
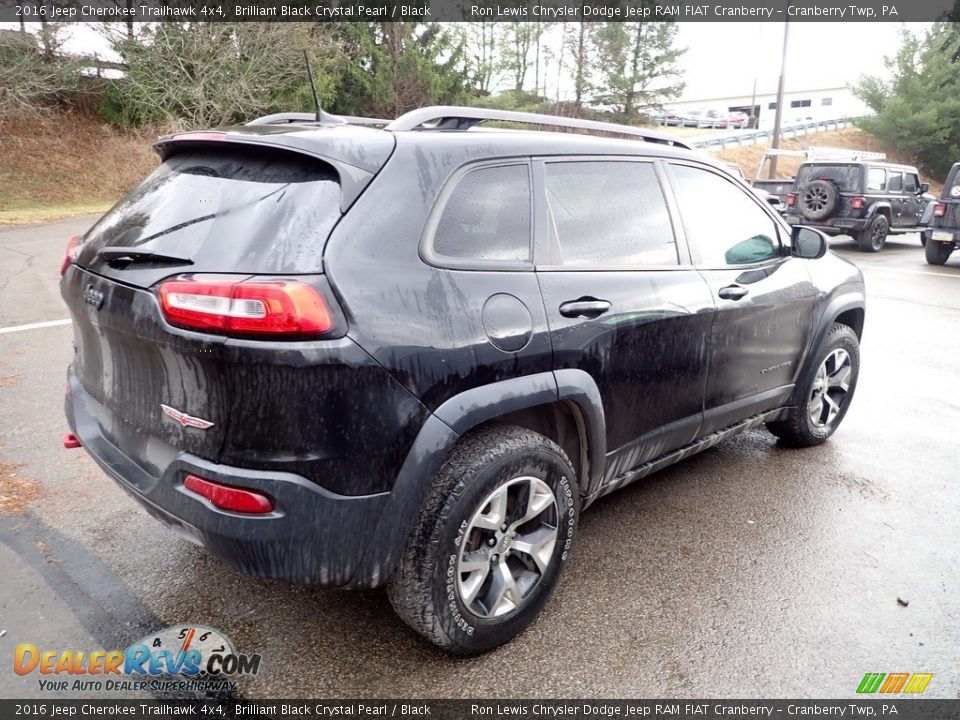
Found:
[384,106,693,150]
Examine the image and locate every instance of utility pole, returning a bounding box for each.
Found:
[769,17,791,178]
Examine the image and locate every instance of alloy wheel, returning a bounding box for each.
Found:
[456,476,559,619]
[807,349,852,428]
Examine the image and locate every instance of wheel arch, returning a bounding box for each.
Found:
[351,370,606,587]
[788,293,864,407]
[866,202,892,222]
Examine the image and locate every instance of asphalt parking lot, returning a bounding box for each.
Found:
[1,216,958,699]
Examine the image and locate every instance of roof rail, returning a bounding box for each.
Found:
[384,106,693,149]
[246,112,391,127]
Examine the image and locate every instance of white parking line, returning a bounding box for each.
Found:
[0,319,71,335]
[860,266,960,279]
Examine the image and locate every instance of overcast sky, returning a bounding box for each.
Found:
[3,21,929,102]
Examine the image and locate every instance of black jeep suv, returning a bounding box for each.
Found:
[922,161,960,266]
[61,107,865,654]
[785,161,929,252]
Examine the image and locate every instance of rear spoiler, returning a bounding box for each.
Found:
[154,125,395,213]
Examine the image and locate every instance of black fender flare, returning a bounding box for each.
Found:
[865,202,892,222]
[350,370,606,587]
[789,291,864,405]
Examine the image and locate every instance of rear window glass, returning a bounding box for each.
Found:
[431,164,531,265]
[795,164,860,193]
[887,173,903,192]
[80,146,341,273]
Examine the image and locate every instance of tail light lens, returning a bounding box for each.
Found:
[934,203,946,217]
[851,196,866,210]
[184,474,274,514]
[157,277,334,338]
[60,235,80,275]
[786,193,796,207]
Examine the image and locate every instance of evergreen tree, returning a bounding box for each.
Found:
[854,24,960,179]
[592,15,685,120]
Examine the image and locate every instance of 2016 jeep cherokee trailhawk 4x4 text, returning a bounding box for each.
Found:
[61,106,866,654]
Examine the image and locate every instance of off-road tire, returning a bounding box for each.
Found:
[925,238,953,265]
[801,180,839,221]
[767,323,860,447]
[857,214,888,252]
[387,424,580,655]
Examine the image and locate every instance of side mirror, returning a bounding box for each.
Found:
[919,182,930,194]
[791,226,828,259]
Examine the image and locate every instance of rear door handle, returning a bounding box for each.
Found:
[559,298,612,319]
[718,285,749,300]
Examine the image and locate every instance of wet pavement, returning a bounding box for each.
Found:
[1,217,958,699]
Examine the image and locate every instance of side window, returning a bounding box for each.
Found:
[669,164,780,267]
[431,164,531,264]
[867,168,886,191]
[544,161,678,267]
[904,174,919,193]
[887,172,903,192]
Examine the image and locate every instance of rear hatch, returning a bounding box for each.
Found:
[63,129,393,471]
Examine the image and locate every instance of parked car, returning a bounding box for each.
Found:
[922,161,960,265]
[659,108,698,127]
[688,108,727,128]
[785,161,929,251]
[726,111,750,129]
[61,106,865,655]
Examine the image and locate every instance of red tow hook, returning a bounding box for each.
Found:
[63,433,82,449]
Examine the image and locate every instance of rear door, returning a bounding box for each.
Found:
[664,161,817,435]
[534,158,715,483]
[64,144,345,466]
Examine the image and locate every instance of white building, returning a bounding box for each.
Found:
[670,86,870,129]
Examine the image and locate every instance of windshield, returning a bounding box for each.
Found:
[78,146,341,275]
[795,164,861,193]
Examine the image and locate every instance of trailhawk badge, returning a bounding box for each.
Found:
[161,404,215,430]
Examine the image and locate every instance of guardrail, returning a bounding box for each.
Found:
[688,118,860,151]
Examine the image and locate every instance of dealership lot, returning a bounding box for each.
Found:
[0,216,958,698]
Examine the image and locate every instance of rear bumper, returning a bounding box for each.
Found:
[66,370,395,587]
[924,228,960,245]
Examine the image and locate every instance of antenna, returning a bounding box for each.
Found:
[304,50,322,123]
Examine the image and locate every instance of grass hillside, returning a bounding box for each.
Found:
[0,114,158,225]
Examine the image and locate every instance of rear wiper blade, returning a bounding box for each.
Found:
[98,247,194,266]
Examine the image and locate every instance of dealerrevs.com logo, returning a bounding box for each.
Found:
[14,625,261,694]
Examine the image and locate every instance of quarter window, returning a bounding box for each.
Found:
[544,161,678,267]
[432,164,531,264]
[867,168,886,191]
[669,164,780,267]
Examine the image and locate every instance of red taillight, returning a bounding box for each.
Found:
[934,203,946,217]
[63,433,82,449]
[852,196,866,210]
[60,235,80,276]
[157,278,333,337]
[786,193,796,207]
[184,474,274,514]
